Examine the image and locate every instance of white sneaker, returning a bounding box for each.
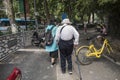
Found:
[69,70,73,75]
[50,65,54,68]
[69,71,73,75]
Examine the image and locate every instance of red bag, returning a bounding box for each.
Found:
[7,67,22,80]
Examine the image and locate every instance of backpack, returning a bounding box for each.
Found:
[45,26,54,46]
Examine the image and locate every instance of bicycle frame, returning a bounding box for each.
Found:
[76,46,89,55]
[86,39,113,58]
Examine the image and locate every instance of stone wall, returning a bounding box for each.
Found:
[0,29,45,61]
[0,33,24,61]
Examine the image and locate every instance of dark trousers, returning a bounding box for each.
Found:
[59,44,73,71]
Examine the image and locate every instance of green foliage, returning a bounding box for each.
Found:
[0,31,4,36]
[0,0,120,38]
[98,0,117,5]
[0,0,118,21]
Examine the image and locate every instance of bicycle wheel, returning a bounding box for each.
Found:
[15,74,22,80]
[77,47,93,65]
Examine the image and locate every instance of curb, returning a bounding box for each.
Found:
[103,54,120,66]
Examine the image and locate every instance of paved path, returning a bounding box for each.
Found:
[57,28,120,80]
[0,46,120,80]
[0,28,120,80]
[0,47,57,80]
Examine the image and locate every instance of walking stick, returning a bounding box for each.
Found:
[74,48,82,80]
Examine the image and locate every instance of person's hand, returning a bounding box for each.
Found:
[74,44,78,48]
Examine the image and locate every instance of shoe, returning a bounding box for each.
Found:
[52,62,56,65]
[50,62,56,68]
[61,70,66,74]
[68,69,73,75]
[50,64,54,68]
[69,71,73,75]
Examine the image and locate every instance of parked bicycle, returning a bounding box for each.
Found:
[76,36,113,65]
[31,31,45,48]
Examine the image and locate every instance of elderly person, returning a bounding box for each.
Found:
[55,18,79,74]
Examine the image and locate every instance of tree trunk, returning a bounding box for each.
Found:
[80,15,84,23]
[3,0,18,34]
[88,13,90,24]
[108,13,120,39]
[68,0,72,19]
[92,12,94,23]
[44,0,50,24]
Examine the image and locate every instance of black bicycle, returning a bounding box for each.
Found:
[31,31,45,48]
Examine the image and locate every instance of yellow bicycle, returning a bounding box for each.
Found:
[76,36,113,65]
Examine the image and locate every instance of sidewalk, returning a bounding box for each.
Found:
[56,54,80,80]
